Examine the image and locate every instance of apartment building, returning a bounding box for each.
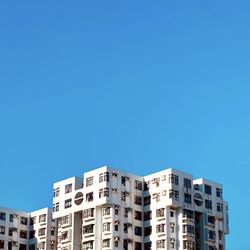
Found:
[0,165,229,250]
[0,207,55,250]
[52,166,229,250]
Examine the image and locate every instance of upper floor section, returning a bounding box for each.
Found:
[52,166,228,219]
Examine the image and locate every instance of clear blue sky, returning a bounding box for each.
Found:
[0,1,249,249]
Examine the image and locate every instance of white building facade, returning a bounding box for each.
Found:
[0,207,55,250]
[1,165,229,250]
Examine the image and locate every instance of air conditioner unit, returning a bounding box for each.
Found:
[12,242,18,246]
[125,207,132,212]
[162,190,167,196]
[170,222,175,227]
[114,236,120,241]
[112,188,118,192]
[170,238,175,243]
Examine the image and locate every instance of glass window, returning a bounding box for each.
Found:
[65,184,72,194]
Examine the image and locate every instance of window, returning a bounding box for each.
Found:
[134,180,142,190]
[30,216,36,225]
[216,188,222,198]
[205,200,212,210]
[61,230,69,240]
[144,211,152,221]
[53,202,59,212]
[218,230,223,240]
[144,242,152,250]
[83,241,93,250]
[135,242,142,250]
[103,206,111,216]
[0,240,4,249]
[123,239,128,250]
[58,215,70,227]
[183,209,194,219]
[144,196,151,206]
[50,227,55,236]
[219,244,224,250]
[83,224,94,234]
[20,230,27,239]
[208,230,216,240]
[99,188,109,198]
[103,222,111,232]
[38,242,45,250]
[9,214,14,222]
[115,241,119,247]
[123,223,128,233]
[65,184,72,194]
[86,176,94,187]
[144,226,152,236]
[144,181,150,191]
[38,228,46,236]
[156,208,165,217]
[156,224,165,233]
[19,244,26,250]
[39,214,46,223]
[0,226,5,235]
[86,192,93,202]
[217,203,223,212]
[169,190,179,200]
[115,208,119,215]
[99,172,109,183]
[205,184,212,195]
[134,195,142,205]
[8,227,17,236]
[183,225,195,235]
[152,178,160,187]
[184,178,192,188]
[29,230,35,239]
[64,199,72,209]
[124,207,130,218]
[53,188,60,197]
[134,210,142,221]
[184,193,192,203]
[208,216,215,225]
[121,191,129,201]
[183,240,195,250]
[121,176,126,185]
[208,246,216,250]
[103,239,110,247]
[134,226,142,236]
[156,240,165,249]
[170,224,175,233]
[170,209,175,217]
[153,193,160,202]
[169,174,179,185]
[0,212,6,221]
[83,208,94,218]
[8,241,12,250]
[20,216,28,225]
